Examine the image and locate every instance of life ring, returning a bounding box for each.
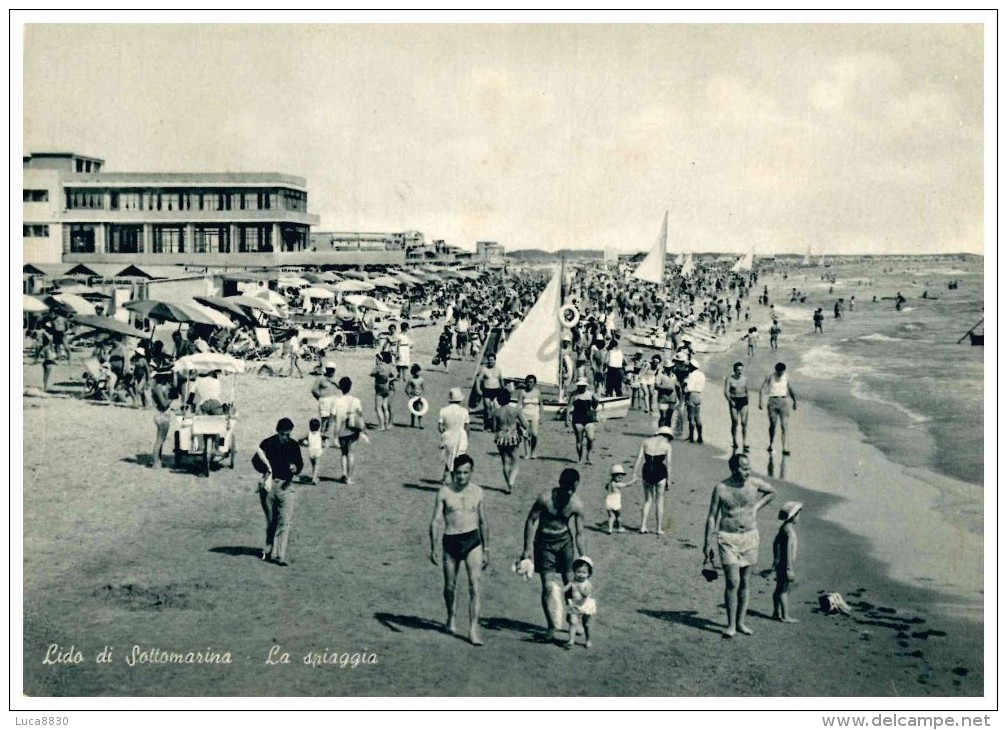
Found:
[408,396,429,417]
[558,304,580,328]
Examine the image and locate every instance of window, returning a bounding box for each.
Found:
[152,226,185,254]
[23,224,50,237]
[75,159,84,172]
[108,225,142,254]
[65,189,105,209]
[237,224,272,253]
[280,189,306,212]
[23,189,48,202]
[68,225,96,253]
[193,226,230,254]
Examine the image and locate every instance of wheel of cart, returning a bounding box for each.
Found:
[170,353,244,477]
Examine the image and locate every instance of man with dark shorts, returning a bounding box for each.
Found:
[429,454,488,645]
[476,353,503,432]
[724,361,750,452]
[519,468,587,642]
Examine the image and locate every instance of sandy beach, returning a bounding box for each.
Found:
[21,318,984,697]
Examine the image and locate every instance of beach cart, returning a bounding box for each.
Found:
[171,353,244,476]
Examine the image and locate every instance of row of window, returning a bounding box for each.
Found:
[64,188,309,213]
[65,224,308,255]
[23,189,49,202]
[23,224,49,237]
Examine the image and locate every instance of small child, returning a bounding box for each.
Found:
[404,364,426,428]
[772,501,802,623]
[745,326,759,356]
[628,367,642,410]
[604,464,635,534]
[564,556,596,648]
[299,418,324,484]
[468,330,483,360]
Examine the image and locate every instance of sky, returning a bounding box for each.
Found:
[21,22,985,255]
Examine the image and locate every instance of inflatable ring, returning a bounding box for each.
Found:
[408,396,429,417]
[558,304,580,328]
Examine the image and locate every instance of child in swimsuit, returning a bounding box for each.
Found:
[405,364,426,429]
[604,465,635,534]
[564,556,597,648]
[298,418,324,484]
[771,501,802,623]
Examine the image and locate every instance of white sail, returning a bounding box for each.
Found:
[632,211,667,284]
[802,247,811,265]
[818,255,826,267]
[496,268,562,386]
[680,252,695,277]
[730,248,755,272]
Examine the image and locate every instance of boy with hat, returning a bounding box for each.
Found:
[772,501,802,623]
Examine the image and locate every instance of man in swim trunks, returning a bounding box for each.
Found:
[723,361,750,452]
[520,468,587,643]
[429,454,488,646]
[759,362,798,456]
[476,353,504,432]
[703,453,776,637]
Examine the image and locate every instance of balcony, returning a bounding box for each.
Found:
[62,249,407,267]
[60,209,320,226]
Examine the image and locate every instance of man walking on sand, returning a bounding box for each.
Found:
[429,454,488,646]
[759,362,798,456]
[253,418,304,567]
[519,468,587,643]
[703,453,776,637]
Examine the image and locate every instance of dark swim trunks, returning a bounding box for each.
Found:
[443,530,482,562]
[533,530,576,575]
[730,396,749,411]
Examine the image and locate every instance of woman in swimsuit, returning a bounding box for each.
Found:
[640,355,661,415]
[632,426,674,535]
[566,379,599,465]
[517,374,542,460]
[493,389,529,495]
[723,361,750,452]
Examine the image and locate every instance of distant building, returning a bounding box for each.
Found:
[23,151,323,267]
[310,229,424,252]
[476,240,505,262]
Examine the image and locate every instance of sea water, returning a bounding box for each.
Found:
[769,260,984,488]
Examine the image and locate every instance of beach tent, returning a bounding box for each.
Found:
[173,352,245,375]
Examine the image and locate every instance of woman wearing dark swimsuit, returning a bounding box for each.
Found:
[632,426,674,535]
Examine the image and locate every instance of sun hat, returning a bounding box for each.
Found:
[572,556,594,576]
[673,351,689,362]
[575,377,589,386]
[656,425,674,438]
[448,387,463,403]
[324,361,337,371]
[778,501,803,521]
[610,464,626,476]
[662,359,674,368]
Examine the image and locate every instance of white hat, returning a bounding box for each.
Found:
[324,361,337,371]
[448,387,463,403]
[778,501,803,521]
[575,377,589,386]
[572,556,594,576]
[656,426,674,438]
[610,464,626,475]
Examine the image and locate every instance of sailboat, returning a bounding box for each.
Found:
[494,262,631,421]
[802,247,811,266]
[730,247,755,273]
[680,251,695,277]
[632,211,668,284]
[818,254,827,267]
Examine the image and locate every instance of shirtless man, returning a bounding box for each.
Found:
[703,454,776,637]
[476,353,503,432]
[520,468,587,643]
[759,362,798,456]
[724,361,750,452]
[429,454,488,646]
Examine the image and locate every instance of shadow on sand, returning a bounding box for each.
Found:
[209,546,264,559]
[639,609,723,635]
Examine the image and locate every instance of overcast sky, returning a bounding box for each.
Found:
[22,23,984,254]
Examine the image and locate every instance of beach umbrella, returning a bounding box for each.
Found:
[278,276,310,288]
[391,271,424,286]
[340,270,371,281]
[185,301,238,330]
[173,352,245,375]
[333,280,375,293]
[53,284,112,300]
[194,296,252,322]
[368,275,403,289]
[43,293,97,316]
[223,294,281,316]
[301,286,336,300]
[302,272,328,284]
[344,294,392,312]
[23,294,48,313]
[124,300,219,326]
[256,289,290,307]
[72,315,147,339]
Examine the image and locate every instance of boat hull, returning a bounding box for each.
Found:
[545,396,632,421]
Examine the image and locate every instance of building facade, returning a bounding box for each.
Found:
[23,152,320,267]
[309,229,424,252]
[476,240,505,262]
